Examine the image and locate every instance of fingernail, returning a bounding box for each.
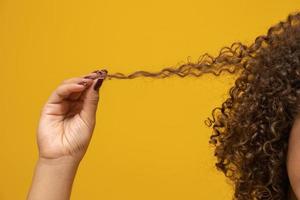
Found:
[99,70,108,79]
[92,69,108,75]
[93,78,104,91]
[101,69,108,74]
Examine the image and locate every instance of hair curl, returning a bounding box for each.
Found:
[105,11,300,200]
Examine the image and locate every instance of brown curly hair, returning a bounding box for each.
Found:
[105,11,300,199]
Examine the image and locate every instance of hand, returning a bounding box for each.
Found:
[36,70,107,163]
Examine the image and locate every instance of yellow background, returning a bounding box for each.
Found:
[0,0,298,199]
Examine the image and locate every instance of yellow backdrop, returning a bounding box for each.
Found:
[0,0,298,199]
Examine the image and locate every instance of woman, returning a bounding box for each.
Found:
[27,12,300,200]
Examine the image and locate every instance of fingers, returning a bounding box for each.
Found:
[61,71,100,84]
[60,70,103,85]
[80,70,108,124]
[82,71,103,80]
[46,70,105,104]
[46,82,89,104]
[65,79,93,101]
[45,69,107,126]
[67,70,107,101]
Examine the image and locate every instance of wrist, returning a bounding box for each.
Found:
[28,156,80,200]
[37,155,81,168]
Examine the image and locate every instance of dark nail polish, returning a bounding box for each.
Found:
[94,78,104,91]
[99,71,108,79]
[101,69,108,74]
[92,69,108,75]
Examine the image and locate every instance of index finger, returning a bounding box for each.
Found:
[46,82,89,104]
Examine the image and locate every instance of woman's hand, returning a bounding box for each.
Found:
[37,69,108,163]
[28,70,107,200]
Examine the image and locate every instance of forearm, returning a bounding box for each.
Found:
[27,157,80,200]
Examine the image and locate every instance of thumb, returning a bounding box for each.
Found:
[80,70,107,125]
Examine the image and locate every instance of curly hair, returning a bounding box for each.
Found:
[105,11,300,200]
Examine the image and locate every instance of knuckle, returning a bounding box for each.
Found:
[86,96,99,103]
[55,86,65,96]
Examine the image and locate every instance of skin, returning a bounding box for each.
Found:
[27,70,107,200]
[27,69,300,200]
[287,116,300,200]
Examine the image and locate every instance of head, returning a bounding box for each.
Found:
[106,12,300,199]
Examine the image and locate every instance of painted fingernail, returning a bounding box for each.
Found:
[93,78,104,91]
[93,69,108,75]
[99,70,108,79]
[101,69,108,74]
